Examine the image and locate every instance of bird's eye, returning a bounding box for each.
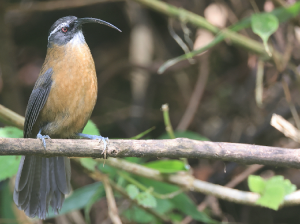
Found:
[61,27,68,33]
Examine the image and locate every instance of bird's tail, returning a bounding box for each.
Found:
[13,156,71,219]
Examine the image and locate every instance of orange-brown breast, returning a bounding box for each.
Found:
[35,42,97,138]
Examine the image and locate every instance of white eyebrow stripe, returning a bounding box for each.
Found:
[48,22,70,42]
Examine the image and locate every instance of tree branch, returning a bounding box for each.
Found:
[101,158,300,208]
[1,138,300,169]
[1,105,300,208]
[131,0,300,77]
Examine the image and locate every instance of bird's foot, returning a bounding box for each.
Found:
[78,133,109,156]
[37,130,51,149]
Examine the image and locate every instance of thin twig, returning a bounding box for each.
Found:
[176,54,210,131]
[132,0,300,78]
[225,164,264,188]
[0,104,24,129]
[118,171,183,199]
[161,104,175,138]
[168,18,195,64]
[255,60,264,108]
[271,113,300,143]
[83,163,174,223]
[101,158,300,208]
[102,176,122,224]
[180,164,264,224]
[281,79,300,129]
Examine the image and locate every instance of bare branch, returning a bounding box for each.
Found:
[85,163,175,223]
[102,176,122,224]
[1,138,300,169]
[102,158,300,208]
[271,113,300,143]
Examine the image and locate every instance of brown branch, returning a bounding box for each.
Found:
[0,104,24,129]
[182,164,264,224]
[80,160,174,223]
[102,176,122,224]
[1,138,300,169]
[176,54,210,131]
[271,113,300,143]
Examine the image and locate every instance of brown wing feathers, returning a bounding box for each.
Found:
[14,68,71,219]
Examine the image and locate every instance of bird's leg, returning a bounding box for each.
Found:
[77,133,109,155]
[37,129,51,149]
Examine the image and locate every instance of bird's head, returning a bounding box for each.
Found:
[47,16,121,47]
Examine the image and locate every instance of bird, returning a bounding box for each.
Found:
[13,16,121,219]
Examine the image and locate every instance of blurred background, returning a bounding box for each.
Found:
[1,0,300,223]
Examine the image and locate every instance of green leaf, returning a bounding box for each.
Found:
[0,181,16,221]
[256,185,285,210]
[131,126,156,139]
[123,206,157,223]
[125,157,143,163]
[82,120,100,136]
[249,175,297,210]
[159,131,209,141]
[251,13,279,55]
[169,213,183,222]
[0,126,23,138]
[126,184,140,199]
[136,192,157,208]
[283,179,297,195]
[80,158,97,171]
[84,185,105,224]
[143,160,187,173]
[248,175,266,194]
[47,182,104,218]
[267,176,296,195]
[137,177,216,223]
[158,3,300,74]
[98,163,118,177]
[0,127,23,181]
[0,156,21,181]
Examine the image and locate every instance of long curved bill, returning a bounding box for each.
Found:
[75,17,122,32]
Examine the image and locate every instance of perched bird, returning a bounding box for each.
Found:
[13,16,121,219]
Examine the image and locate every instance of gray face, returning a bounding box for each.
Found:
[48,16,81,47]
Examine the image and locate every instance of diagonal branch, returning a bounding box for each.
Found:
[102,158,300,208]
[132,0,300,76]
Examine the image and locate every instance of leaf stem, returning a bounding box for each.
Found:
[161,104,175,139]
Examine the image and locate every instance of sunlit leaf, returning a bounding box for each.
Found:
[0,126,23,138]
[126,184,140,199]
[251,13,279,55]
[0,127,23,181]
[136,192,157,208]
[131,126,156,139]
[82,120,100,136]
[248,175,266,194]
[248,175,296,210]
[144,160,187,173]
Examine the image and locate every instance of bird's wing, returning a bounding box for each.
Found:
[24,68,53,138]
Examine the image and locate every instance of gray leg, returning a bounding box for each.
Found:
[37,129,51,149]
[77,133,109,154]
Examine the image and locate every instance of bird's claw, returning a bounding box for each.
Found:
[77,133,109,156]
[90,135,109,154]
[37,132,51,149]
